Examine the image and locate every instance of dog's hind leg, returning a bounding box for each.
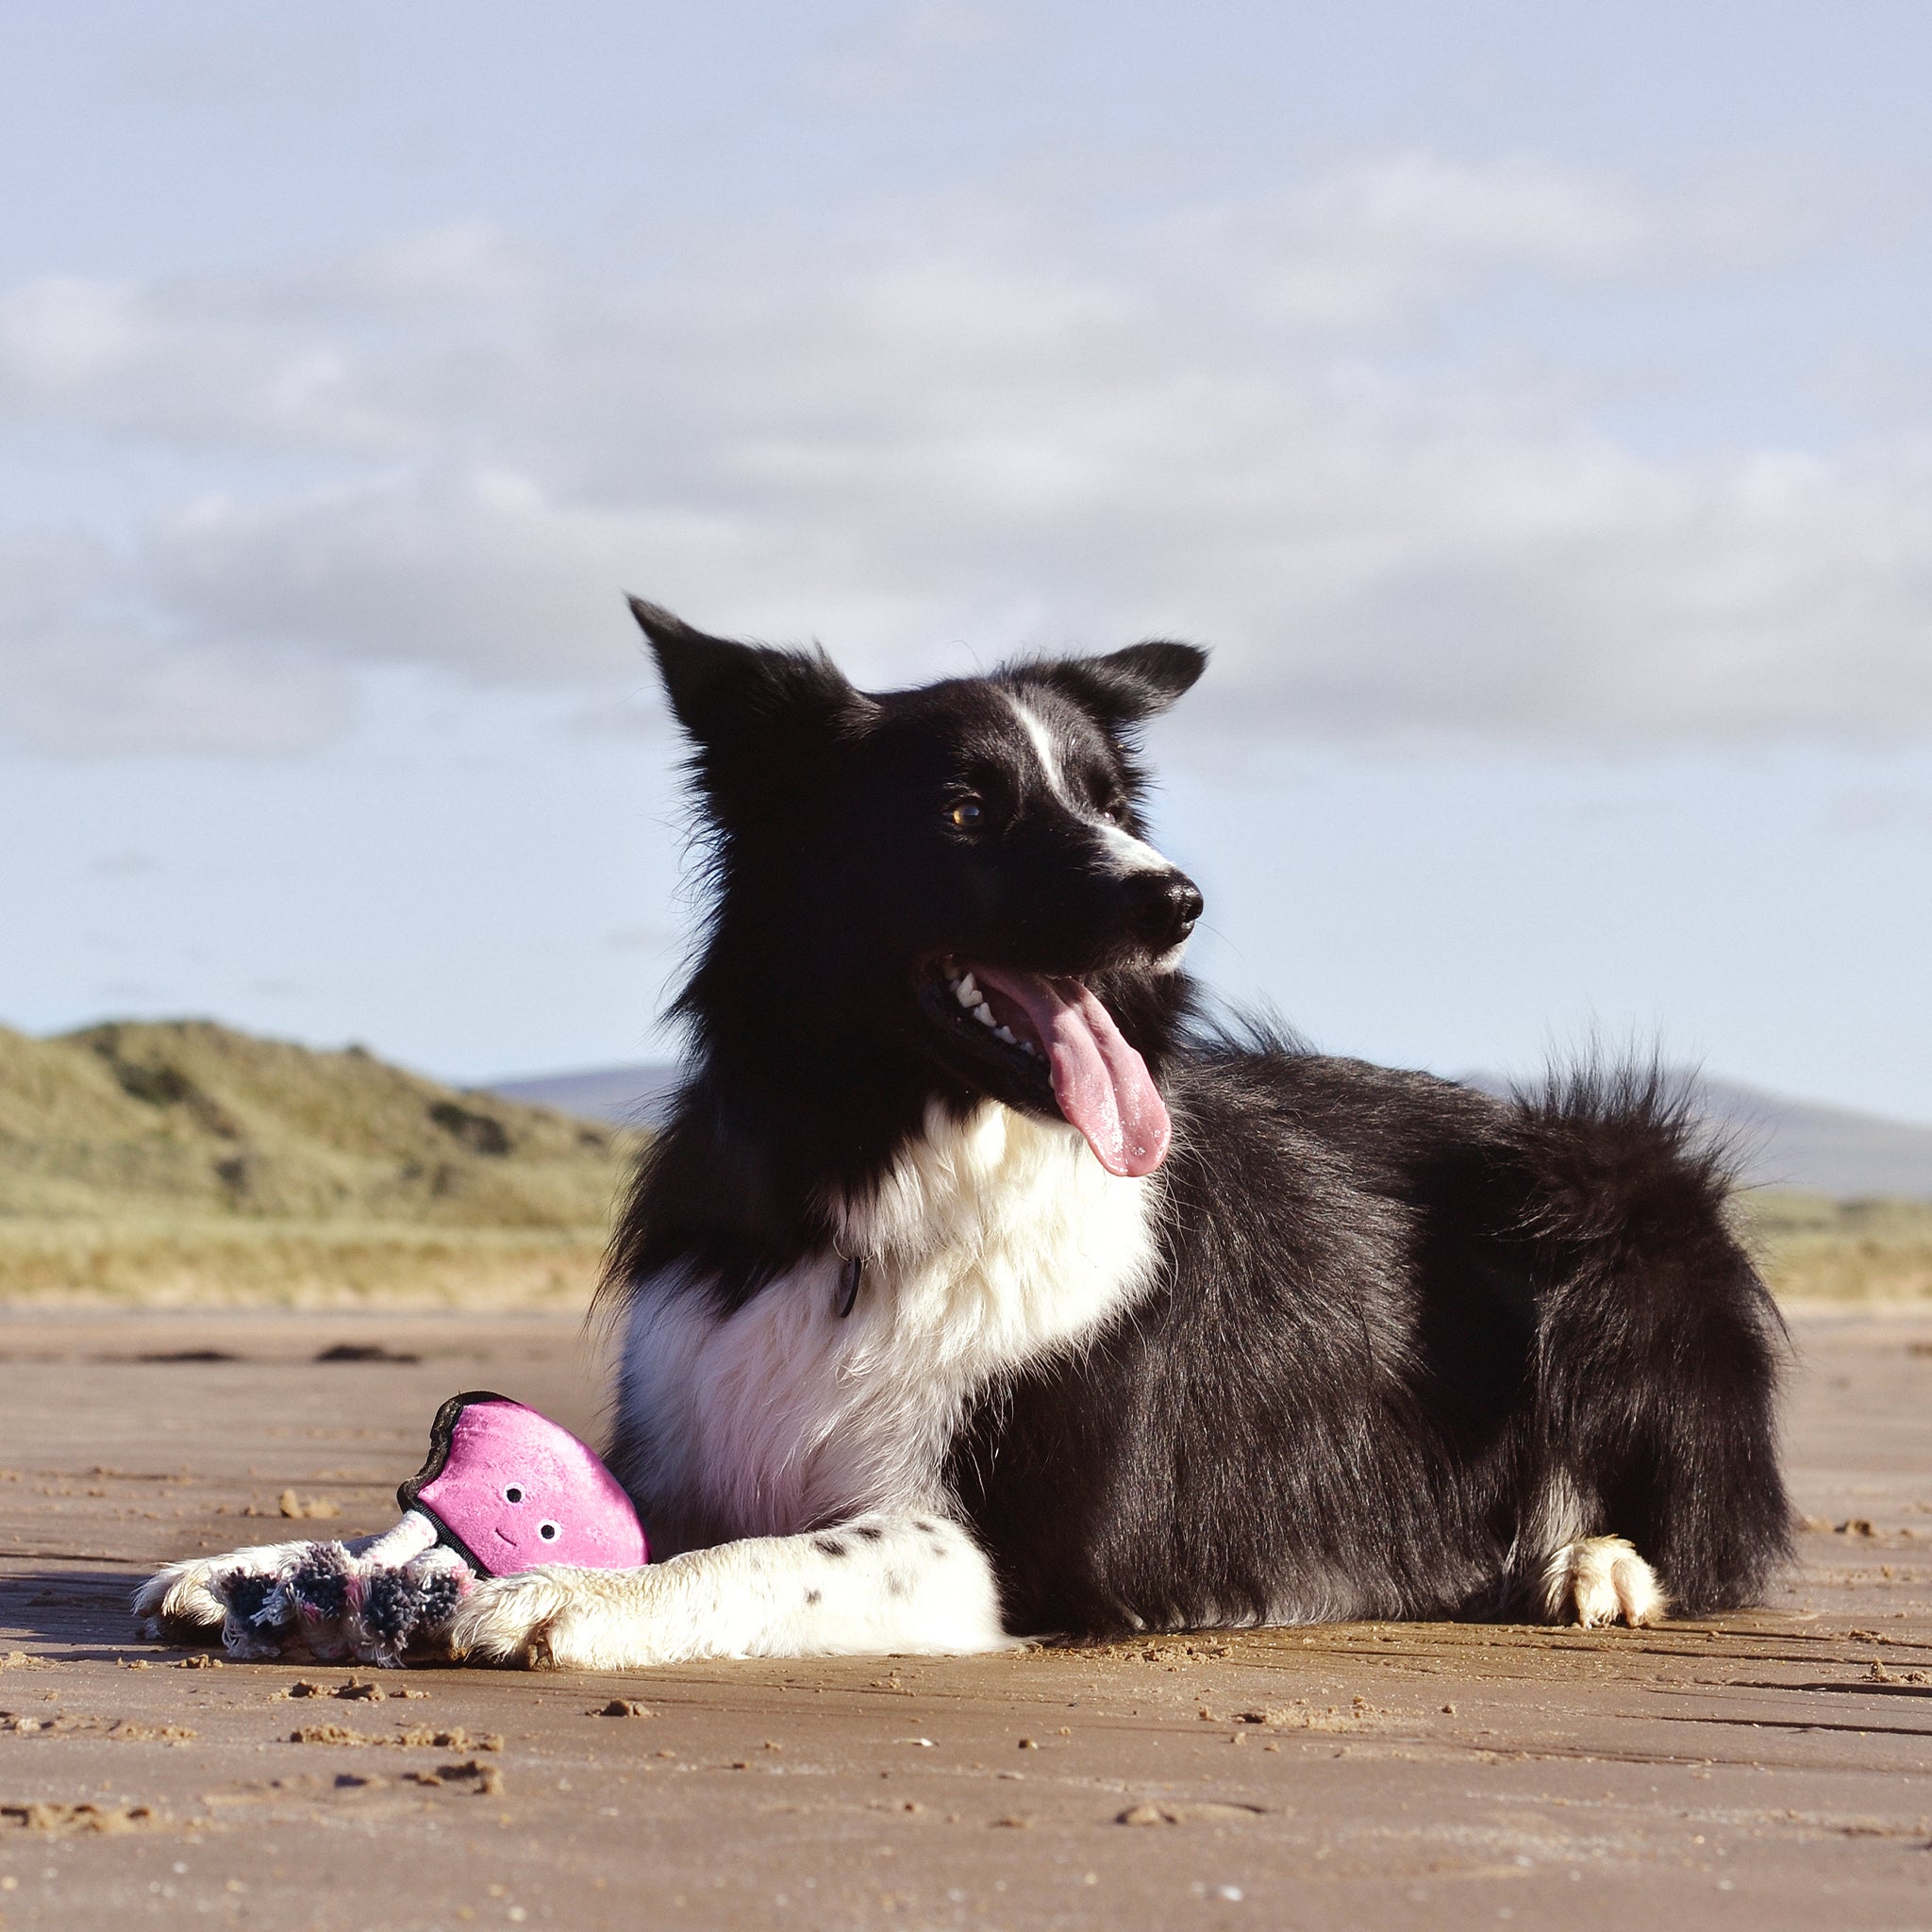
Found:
[1539,1535,1666,1628]
[448,1511,1016,1671]
[1510,1469,1664,1627]
[1512,1072,1793,1619]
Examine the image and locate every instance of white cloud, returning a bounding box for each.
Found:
[0,528,354,758]
[2,154,1929,757]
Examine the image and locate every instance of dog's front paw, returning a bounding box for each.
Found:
[1541,1535,1666,1628]
[448,1569,634,1671]
[446,1569,585,1669]
[133,1540,317,1659]
[134,1514,450,1663]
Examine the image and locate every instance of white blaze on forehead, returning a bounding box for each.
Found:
[1005,692,1071,803]
[1005,690,1173,876]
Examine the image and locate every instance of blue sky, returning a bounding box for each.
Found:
[4,2,1931,1118]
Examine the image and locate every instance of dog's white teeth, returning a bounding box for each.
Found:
[994,1024,1020,1046]
[974,1004,998,1028]
[953,976,981,1009]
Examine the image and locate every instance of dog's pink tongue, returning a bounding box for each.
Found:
[972,967,1171,1177]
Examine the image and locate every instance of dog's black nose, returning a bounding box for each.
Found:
[1124,871,1204,952]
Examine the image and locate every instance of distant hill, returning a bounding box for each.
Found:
[1676,1075,1932,1200]
[489,1058,1932,1203]
[1461,1070,1932,1203]
[0,1019,641,1228]
[487,1062,682,1127]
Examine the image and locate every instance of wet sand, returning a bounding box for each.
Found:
[2,1305,1929,1929]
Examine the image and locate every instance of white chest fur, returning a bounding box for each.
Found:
[614,1103,1159,1547]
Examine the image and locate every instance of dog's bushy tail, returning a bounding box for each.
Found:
[1508,1063,1793,1616]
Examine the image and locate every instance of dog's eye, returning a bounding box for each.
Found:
[538,1521,559,1541]
[949,798,984,831]
[503,1486,524,1505]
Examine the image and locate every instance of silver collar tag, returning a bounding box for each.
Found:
[834,1253,862,1319]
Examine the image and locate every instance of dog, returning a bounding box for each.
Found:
[137,601,1790,1669]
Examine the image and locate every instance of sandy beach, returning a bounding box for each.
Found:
[2,1304,1928,1930]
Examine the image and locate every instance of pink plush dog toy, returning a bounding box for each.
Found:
[398,1391,649,1576]
[217,1391,648,1665]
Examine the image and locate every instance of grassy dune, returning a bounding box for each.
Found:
[1738,1191,1932,1305]
[1,1019,1925,1307]
[0,1020,641,1308]
[0,1219,610,1308]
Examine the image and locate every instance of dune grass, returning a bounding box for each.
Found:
[0,1019,640,1308]
[0,1217,611,1309]
[1736,1191,1932,1305]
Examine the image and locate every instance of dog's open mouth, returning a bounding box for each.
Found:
[924,958,1171,1178]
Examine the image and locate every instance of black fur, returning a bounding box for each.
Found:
[603,602,1790,1634]
[947,1054,1790,1630]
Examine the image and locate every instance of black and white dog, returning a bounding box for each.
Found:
[139,603,1790,1668]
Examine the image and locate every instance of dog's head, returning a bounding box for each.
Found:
[637,600,1205,1177]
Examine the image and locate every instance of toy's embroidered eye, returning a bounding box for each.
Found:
[503,1486,524,1504]
[538,1521,559,1541]
[949,797,983,831]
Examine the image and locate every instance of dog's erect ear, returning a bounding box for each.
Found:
[1034,641,1208,727]
[629,598,834,739]
[628,599,870,804]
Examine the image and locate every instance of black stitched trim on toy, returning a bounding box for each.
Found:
[418,1507,492,1578]
[395,1390,511,1578]
[395,1390,510,1512]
